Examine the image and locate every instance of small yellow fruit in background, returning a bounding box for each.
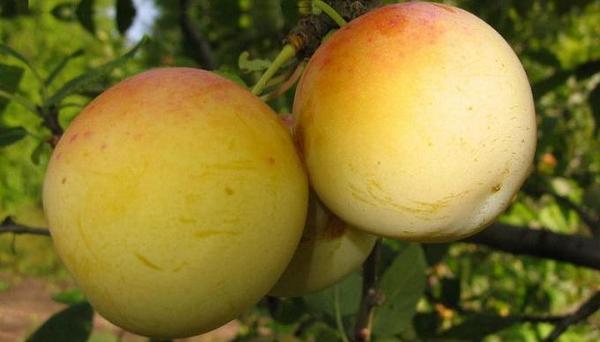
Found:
[43,68,308,338]
[270,193,376,297]
[294,2,537,242]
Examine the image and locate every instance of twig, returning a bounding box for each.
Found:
[313,0,348,27]
[260,62,306,102]
[543,291,600,342]
[552,193,600,236]
[465,223,600,271]
[0,219,50,236]
[251,44,297,96]
[287,0,378,58]
[354,239,383,342]
[40,105,63,146]
[525,186,600,236]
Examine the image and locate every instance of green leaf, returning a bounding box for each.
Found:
[26,302,94,342]
[525,49,561,67]
[238,51,271,73]
[413,312,441,338]
[0,126,27,147]
[116,0,136,35]
[1,0,30,18]
[51,2,77,21]
[0,44,42,81]
[0,63,24,113]
[590,82,600,125]
[269,297,306,325]
[45,49,85,87]
[52,288,86,305]
[584,184,600,211]
[301,322,342,342]
[31,141,51,165]
[44,36,147,109]
[76,0,96,35]
[440,315,519,340]
[304,271,362,319]
[0,89,39,115]
[422,243,450,266]
[373,244,427,337]
[215,68,248,88]
[574,60,600,79]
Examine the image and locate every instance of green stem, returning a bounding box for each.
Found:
[313,0,347,27]
[251,44,297,96]
[334,285,350,342]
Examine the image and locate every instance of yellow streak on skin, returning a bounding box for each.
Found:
[134,253,163,271]
[194,230,240,239]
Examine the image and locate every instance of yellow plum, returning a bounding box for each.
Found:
[270,193,376,297]
[43,68,308,338]
[294,2,536,242]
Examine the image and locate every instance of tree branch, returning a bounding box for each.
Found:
[0,219,50,236]
[543,291,600,342]
[465,223,600,271]
[179,0,215,70]
[287,0,379,58]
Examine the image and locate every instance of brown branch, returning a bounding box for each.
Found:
[465,223,600,271]
[354,239,384,342]
[0,219,50,236]
[179,0,215,70]
[543,291,600,342]
[287,0,379,58]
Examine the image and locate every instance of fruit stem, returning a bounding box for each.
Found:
[313,0,348,27]
[260,62,306,102]
[251,44,297,96]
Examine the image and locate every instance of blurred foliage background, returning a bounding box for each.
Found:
[0,0,599,341]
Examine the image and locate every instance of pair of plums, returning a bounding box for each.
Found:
[43,2,536,338]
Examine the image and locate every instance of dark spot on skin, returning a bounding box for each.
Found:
[83,130,92,138]
[491,184,502,193]
[225,187,234,195]
[267,157,276,165]
[69,134,79,143]
[62,177,67,184]
[100,143,107,150]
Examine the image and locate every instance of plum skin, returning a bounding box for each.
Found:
[293,2,537,242]
[270,194,376,297]
[43,68,308,338]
